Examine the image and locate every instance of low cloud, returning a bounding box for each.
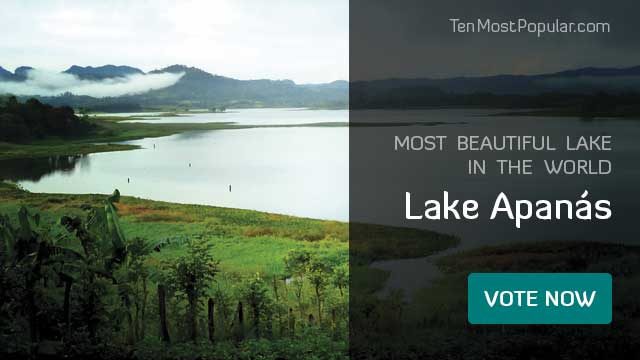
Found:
[0,69,184,97]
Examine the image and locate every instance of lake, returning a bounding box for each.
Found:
[119,108,347,125]
[351,109,640,247]
[349,109,640,298]
[3,108,640,236]
[1,108,349,221]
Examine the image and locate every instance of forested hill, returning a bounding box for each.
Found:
[133,65,348,109]
[351,65,640,115]
[0,96,95,143]
[0,64,348,111]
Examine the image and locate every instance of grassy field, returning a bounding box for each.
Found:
[0,181,351,358]
[0,182,348,278]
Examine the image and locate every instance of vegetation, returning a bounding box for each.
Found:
[0,97,350,161]
[8,64,348,110]
[0,96,95,143]
[0,183,348,359]
[351,240,640,359]
[350,223,459,265]
[0,142,137,161]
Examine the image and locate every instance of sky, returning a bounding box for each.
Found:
[0,0,348,84]
[351,0,640,80]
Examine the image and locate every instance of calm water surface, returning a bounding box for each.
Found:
[2,109,349,221]
[120,108,347,125]
[3,108,640,230]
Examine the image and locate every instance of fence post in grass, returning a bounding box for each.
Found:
[331,308,337,337]
[288,307,295,337]
[267,310,274,338]
[158,284,170,344]
[236,301,244,341]
[272,275,279,301]
[208,298,215,343]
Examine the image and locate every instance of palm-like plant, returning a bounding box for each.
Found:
[0,206,81,351]
[59,189,128,343]
[61,189,184,345]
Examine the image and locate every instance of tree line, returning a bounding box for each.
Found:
[0,96,96,143]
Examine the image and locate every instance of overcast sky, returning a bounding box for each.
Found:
[0,0,348,84]
[352,0,640,80]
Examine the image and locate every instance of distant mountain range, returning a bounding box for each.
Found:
[0,64,348,110]
[3,64,640,111]
[64,65,144,80]
[351,65,640,109]
[354,65,640,95]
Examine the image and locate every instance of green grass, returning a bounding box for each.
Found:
[0,182,347,278]
[0,182,351,357]
[0,141,139,160]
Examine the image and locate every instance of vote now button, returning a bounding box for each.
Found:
[468,273,612,324]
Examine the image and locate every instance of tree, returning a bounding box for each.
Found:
[165,237,218,343]
[0,207,46,350]
[60,189,128,343]
[308,258,331,323]
[0,97,95,143]
[241,273,272,338]
[157,284,170,343]
[284,249,311,318]
[0,206,84,353]
[332,263,348,297]
[116,236,162,344]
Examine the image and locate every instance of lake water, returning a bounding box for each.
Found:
[350,109,640,298]
[2,108,349,221]
[351,109,640,247]
[3,108,640,233]
[119,108,347,125]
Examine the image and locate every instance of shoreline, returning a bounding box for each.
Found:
[0,119,349,161]
[0,181,349,275]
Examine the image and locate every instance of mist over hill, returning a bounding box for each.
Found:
[0,64,349,111]
[5,64,640,112]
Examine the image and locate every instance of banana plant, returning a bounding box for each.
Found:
[61,190,186,344]
[0,207,43,348]
[0,206,80,351]
[116,235,187,345]
[60,189,128,343]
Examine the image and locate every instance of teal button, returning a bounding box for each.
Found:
[468,273,612,324]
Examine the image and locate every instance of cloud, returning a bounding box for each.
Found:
[0,1,348,83]
[0,69,184,97]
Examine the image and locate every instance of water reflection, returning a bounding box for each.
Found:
[0,155,88,182]
[9,127,349,221]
